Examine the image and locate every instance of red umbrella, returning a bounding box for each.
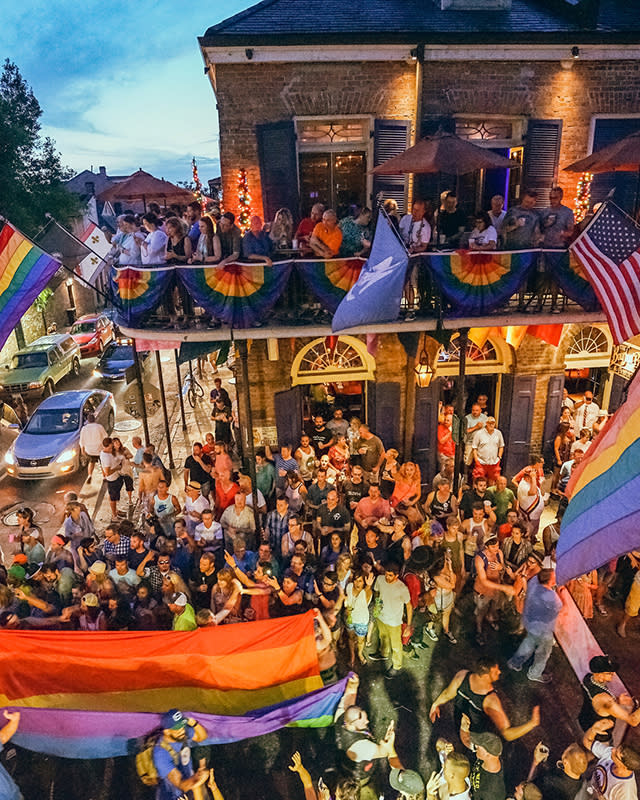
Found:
[98,169,195,211]
[371,131,518,175]
[564,131,640,173]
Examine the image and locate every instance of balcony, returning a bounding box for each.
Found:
[111,250,606,342]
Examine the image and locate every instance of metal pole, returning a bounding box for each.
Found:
[453,328,468,495]
[132,340,150,444]
[174,350,188,431]
[155,350,175,469]
[238,339,260,532]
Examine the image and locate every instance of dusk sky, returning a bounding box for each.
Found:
[3,0,251,185]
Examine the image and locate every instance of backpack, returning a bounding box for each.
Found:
[135,731,179,786]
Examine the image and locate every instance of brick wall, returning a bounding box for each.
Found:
[214,61,417,219]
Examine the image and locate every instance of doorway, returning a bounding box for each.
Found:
[299,152,367,215]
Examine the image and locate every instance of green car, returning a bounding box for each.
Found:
[0,334,81,400]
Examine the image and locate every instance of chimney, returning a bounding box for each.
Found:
[440,0,511,8]
[99,166,107,176]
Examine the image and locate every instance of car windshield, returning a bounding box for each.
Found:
[105,345,132,361]
[11,352,48,369]
[25,409,81,435]
[71,322,95,334]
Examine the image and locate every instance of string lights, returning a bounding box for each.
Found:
[237,168,252,232]
[573,171,593,223]
[192,157,206,211]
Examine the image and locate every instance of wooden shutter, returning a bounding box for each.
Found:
[274,386,303,448]
[373,119,410,214]
[608,373,628,414]
[256,120,300,223]
[522,120,563,207]
[413,381,440,484]
[371,382,402,452]
[499,375,537,476]
[591,118,640,213]
[542,374,565,461]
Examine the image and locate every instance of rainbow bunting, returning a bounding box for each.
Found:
[297,258,364,313]
[557,371,640,584]
[544,250,599,311]
[0,223,62,351]
[111,265,173,325]
[426,249,537,314]
[0,614,322,714]
[178,261,293,328]
[11,678,347,760]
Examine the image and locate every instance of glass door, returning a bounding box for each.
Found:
[299,151,367,212]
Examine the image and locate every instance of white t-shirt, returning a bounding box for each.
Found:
[489,209,506,233]
[79,422,108,456]
[571,438,591,455]
[374,574,410,627]
[345,583,371,626]
[195,520,223,544]
[464,412,487,445]
[590,741,638,800]
[142,229,168,265]
[100,451,121,481]
[245,489,266,510]
[472,428,505,465]
[469,225,497,248]
[185,495,211,534]
[399,214,432,249]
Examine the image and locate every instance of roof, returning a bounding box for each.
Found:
[201,0,640,44]
[27,334,74,350]
[37,391,95,410]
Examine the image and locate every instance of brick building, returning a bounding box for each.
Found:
[129,0,640,481]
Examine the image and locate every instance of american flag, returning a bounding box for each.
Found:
[571,203,640,344]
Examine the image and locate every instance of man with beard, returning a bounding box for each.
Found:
[152,709,208,799]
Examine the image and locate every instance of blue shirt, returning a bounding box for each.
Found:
[0,745,22,800]
[153,728,195,800]
[522,579,562,637]
[232,550,258,573]
[188,222,200,250]
[242,230,273,258]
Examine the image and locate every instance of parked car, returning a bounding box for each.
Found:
[4,389,116,479]
[93,339,148,382]
[0,334,81,400]
[70,313,115,357]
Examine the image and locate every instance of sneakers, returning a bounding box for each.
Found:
[367,652,387,661]
[425,625,438,642]
[385,668,401,679]
[507,661,522,672]
[444,630,457,645]
[405,310,416,322]
[528,673,551,684]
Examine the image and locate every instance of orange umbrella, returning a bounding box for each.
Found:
[564,131,640,173]
[371,131,518,175]
[98,169,195,211]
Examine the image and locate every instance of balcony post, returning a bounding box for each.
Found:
[453,328,468,495]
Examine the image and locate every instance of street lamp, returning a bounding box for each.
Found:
[414,345,434,388]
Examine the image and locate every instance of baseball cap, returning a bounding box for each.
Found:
[161,709,186,730]
[469,731,503,757]
[389,769,425,796]
[83,593,99,608]
[589,654,618,674]
[170,592,187,607]
[89,560,106,575]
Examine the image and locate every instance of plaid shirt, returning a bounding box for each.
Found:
[264,510,291,552]
[102,534,131,564]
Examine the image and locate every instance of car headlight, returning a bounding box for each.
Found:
[28,382,43,389]
[56,448,77,464]
[4,450,15,465]
[92,369,102,378]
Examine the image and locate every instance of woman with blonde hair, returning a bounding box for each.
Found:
[390,461,423,528]
[269,207,294,249]
[161,571,190,602]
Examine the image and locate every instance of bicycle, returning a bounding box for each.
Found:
[182,361,204,409]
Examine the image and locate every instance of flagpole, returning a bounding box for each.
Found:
[44,213,114,266]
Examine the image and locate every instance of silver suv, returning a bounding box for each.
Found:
[0,334,81,399]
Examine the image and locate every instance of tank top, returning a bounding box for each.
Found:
[429,491,454,524]
[578,673,615,740]
[166,235,186,262]
[335,713,376,781]
[454,671,496,734]
[297,448,316,480]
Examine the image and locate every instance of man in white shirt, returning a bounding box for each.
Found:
[374,562,412,677]
[220,491,256,550]
[399,199,431,321]
[464,404,487,466]
[488,195,506,235]
[194,508,224,557]
[183,482,210,537]
[79,413,108,483]
[583,718,640,800]
[573,391,600,436]
[472,417,505,483]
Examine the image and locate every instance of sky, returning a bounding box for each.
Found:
[2,0,252,185]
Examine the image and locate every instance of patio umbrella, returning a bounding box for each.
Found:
[371,130,518,175]
[564,131,640,173]
[98,169,195,211]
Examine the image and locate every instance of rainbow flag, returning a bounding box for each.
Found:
[11,678,347,760]
[178,261,293,328]
[557,371,640,584]
[0,223,62,352]
[0,614,322,714]
[426,249,537,314]
[297,258,364,313]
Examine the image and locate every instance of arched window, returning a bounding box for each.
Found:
[291,335,376,385]
[565,325,612,369]
[435,333,510,376]
[438,338,498,364]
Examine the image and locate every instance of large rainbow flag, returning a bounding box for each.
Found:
[0,223,62,351]
[0,614,339,758]
[557,371,640,584]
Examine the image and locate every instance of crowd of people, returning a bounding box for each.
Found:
[3,363,640,800]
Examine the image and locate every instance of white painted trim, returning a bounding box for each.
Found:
[202,43,640,66]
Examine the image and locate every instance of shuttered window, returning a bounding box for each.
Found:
[373,119,410,214]
[591,118,640,213]
[522,119,563,207]
[256,120,300,223]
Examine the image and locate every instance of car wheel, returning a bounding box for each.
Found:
[43,380,54,397]
[107,410,115,431]
[71,357,81,377]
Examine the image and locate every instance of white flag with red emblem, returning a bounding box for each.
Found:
[78,222,112,281]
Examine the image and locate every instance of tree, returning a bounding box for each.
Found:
[34,289,54,332]
[0,60,82,236]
